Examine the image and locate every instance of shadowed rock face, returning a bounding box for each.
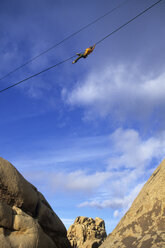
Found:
[100,159,165,248]
[67,216,107,248]
[0,157,71,248]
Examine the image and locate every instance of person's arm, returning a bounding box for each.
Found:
[92,44,96,51]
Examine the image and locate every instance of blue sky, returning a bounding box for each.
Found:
[0,0,165,234]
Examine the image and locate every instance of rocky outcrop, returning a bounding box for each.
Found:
[67,216,107,248]
[0,157,71,248]
[100,159,165,248]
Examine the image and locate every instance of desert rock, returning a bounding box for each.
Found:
[100,159,165,248]
[0,157,71,248]
[67,216,107,248]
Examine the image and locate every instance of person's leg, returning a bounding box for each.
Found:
[72,54,83,64]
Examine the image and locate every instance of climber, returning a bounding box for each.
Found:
[72,44,95,64]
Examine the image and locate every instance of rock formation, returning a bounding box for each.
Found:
[0,157,71,248]
[67,216,107,248]
[100,159,165,248]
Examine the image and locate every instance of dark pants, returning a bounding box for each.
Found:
[73,54,87,63]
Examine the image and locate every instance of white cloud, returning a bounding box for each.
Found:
[108,128,165,170]
[64,64,165,121]
[113,210,119,218]
[59,170,110,192]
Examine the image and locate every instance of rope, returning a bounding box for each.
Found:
[0,0,163,94]
[96,0,163,45]
[0,0,130,82]
[0,55,76,93]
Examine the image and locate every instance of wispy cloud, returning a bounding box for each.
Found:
[13,128,165,215]
[24,170,111,195]
[78,182,144,213]
[78,198,124,209]
[76,128,165,213]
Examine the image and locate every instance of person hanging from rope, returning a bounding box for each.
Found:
[72,44,95,64]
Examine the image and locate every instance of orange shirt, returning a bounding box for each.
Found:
[84,45,95,56]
